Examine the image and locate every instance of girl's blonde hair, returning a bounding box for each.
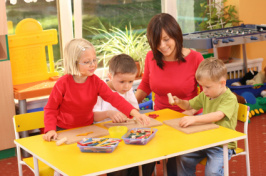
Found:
[196,57,227,82]
[63,38,95,76]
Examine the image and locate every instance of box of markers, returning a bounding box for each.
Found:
[122,128,158,145]
[77,138,121,153]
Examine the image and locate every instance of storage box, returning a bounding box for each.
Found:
[122,128,157,145]
[227,78,266,97]
[139,93,153,110]
[77,138,120,153]
[139,100,153,110]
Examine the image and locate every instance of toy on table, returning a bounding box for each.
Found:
[56,125,109,144]
[167,93,174,105]
[76,131,93,136]
[122,128,158,145]
[104,118,163,129]
[148,114,159,119]
[77,138,121,153]
[52,137,68,146]
[108,126,128,139]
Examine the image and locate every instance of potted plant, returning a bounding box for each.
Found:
[199,0,241,30]
[88,24,150,78]
[199,0,242,62]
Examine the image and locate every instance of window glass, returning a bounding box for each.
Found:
[81,0,161,68]
[6,1,60,61]
[176,0,207,33]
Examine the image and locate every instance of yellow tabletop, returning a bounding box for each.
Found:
[15,109,246,176]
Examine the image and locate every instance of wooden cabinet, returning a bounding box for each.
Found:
[0,1,16,150]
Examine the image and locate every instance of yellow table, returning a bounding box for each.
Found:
[14,109,246,176]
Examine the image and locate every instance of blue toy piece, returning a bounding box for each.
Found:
[241,92,256,104]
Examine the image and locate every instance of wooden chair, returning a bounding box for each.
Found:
[13,111,54,176]
[200,103,251,176]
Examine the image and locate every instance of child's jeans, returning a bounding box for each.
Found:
[167,146,234,176]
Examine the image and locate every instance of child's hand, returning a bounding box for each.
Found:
[135,114,150,126]
[182,109,197,116]
[107,110,127,123]
[172,96,181,105]
[179,116,196,128]
[43,130,57,142]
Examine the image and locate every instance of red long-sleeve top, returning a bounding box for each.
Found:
[44,74,134,133]
[138,50,204,112]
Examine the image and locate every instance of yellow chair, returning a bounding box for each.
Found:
[13,111,54,176]
[200,103,251,176]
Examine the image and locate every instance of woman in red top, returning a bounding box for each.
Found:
[43,38,150,142]
[135,13,204,176]
[135,13,204,114]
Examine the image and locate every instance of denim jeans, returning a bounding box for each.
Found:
[167,146,234,176]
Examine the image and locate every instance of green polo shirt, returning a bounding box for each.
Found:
[189,88,238,149]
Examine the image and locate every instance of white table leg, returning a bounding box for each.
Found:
[163,159,168,176]
[138,165,143,176]
[33,157,40,176]
[223,144,229,176]
[19,99,31,158]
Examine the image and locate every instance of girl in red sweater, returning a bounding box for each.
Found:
[43,38,150,141]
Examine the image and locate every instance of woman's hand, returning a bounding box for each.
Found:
[107,110,127,123]
[43,130,57,141]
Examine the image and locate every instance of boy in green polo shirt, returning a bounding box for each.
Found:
[169,57,238,176]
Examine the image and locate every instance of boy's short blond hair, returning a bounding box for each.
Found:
[109,54,137,76]
[63,38,95,76]
[196,58,227,82]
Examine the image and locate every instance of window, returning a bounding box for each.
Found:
[6,0,61,61]
[81,0,161,40]
[176,0,207,33]
[80,0,161,69]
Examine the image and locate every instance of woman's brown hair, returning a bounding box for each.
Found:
[146,13,185,69]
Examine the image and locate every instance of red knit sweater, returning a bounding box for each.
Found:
[44,74,134,132]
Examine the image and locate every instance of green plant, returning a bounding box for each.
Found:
[87,23,150,77]
[54,58,64,76]
[199,0,241,31]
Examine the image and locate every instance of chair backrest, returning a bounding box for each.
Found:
[237,103,249,134]
[13,111,45,139]
[8,18,58,85]
[238,103,249,122]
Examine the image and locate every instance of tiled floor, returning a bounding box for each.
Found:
[0,113,265,176]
